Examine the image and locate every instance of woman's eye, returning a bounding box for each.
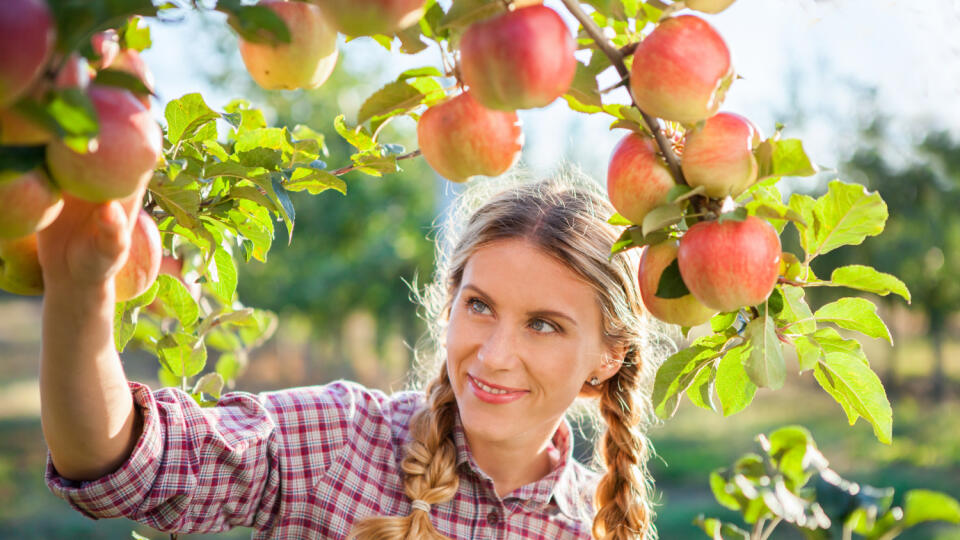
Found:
[466,297,558,334]
[530,319,558,334]
[466,297,489,314]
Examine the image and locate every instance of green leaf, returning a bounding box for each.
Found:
[686,364,717,412]
[207,248,238,304]
[113,280,160,352]
[119,16,151,50]
[607,213,632,226]
[809,180,888,258]
[655,258,691,299]
[743,312,786,389]
[219,1,290,44]
[642,203,684,235]
[396,24,429,54]
[156,274,199,328]
[149,174,201,228]
[693,515,750,540]
[828,265,911,303]
[286,168,347,195]
[710,311,738,333]
[563,61,603,113]
[793,336,820,372]
[334,114,375,152]
[165,93,220,145]
[356,77,444,126]
[0,146,46,174]
[788,193,818,259]
[94,68,153,98]
[46,88,98,152]
[438,0,506,40]
[901,489,960,527]
[755,138,817,181]
[191,372,225,400]
[652,344,721,418]
[157,332,207,378]
[215,351,245,382]
[777,285,816,335]
[814,297,892,344]
[715,343,757,416]
[813,347,892,444]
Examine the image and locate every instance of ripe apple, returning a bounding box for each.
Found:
[606,133,676,224]
[0,0,55,108]
[0,169,63,239]
[103,49,155,109]
[238,1,338,91]
[459,5,576,111]
[91,30,120,69]
[46,85,162,203]
[630,15,733,125]
[114,210,162,302]
[0,234,43,295]
[417,91,524,182]
[677,216,781,312]
[685,0,737,14]
[638,241,717,327]
[681,112,761,198]
[311,0,424,36]
[0,54,91,145]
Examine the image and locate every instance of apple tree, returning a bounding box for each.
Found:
[1,0,958,538]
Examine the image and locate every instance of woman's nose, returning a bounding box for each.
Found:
[477,323,520,370]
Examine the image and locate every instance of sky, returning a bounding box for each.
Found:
[143,0,960,186]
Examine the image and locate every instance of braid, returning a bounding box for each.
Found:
[592,351,657,540]
[349,369,459,540]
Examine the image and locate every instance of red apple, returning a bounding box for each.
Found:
[686,0,737,14]
[239,1,338,91]
[677,216,781,312]
[606,133,676,224]
[629,15,733,125]
[46,85,162,203]
[311,0,424,36]
[0,169,63,239]
[417,91,524,182]
[103,49,155,109]
[638,241,717,327]
[0,0,55,108]
[681,112,761,198]
[91,30,120,69]
[0,234,43,295]
[114,209,161,302]
[459,5,576,111]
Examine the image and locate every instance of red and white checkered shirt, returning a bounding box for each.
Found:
[45,380,601,539]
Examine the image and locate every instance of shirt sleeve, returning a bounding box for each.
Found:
[44,379,383,534]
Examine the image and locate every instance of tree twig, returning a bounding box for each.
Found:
[330,148,422,176]
[559,0,687,186]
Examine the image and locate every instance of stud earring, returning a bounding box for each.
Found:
[589,376,600,386]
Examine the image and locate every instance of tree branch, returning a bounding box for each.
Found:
[330,148,422,177]
[559,0,687,186]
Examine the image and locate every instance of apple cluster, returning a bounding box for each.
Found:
[604,6,781,327]
[0,0,165,300]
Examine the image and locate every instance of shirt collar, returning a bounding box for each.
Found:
[451,408,593,521]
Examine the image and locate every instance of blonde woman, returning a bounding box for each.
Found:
[41,172,668,539]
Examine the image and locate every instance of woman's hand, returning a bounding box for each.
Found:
[36,186,145,293]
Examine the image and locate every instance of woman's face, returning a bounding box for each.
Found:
[445,238,622,448]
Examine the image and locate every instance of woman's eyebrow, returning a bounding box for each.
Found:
[462,283,578,327]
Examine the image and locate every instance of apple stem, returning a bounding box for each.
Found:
[558,0,688,187]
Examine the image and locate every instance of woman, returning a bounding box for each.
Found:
[40,172,668,539]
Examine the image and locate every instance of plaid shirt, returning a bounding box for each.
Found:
[45,380,601,539]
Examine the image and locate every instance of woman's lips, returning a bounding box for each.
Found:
[468,375,528,404]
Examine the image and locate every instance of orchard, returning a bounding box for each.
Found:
[1,0,958,539]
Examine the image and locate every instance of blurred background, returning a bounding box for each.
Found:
[1,0,958,537]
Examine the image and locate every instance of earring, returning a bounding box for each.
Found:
[589,376,600,386]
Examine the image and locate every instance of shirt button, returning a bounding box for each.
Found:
[486,510,500,525]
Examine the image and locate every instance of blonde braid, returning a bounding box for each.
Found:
[348,369,459,540]
[592,353,656,540]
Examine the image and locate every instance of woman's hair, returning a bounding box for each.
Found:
[349,168,672,540]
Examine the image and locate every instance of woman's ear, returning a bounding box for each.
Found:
[578,342,630,398]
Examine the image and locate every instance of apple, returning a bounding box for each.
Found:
[417,91,524,182]
[0,0,55,108]
[677,216,781,312]
[91,30,120,69]
[0,54,91,145]
[459,5,576,111]
[681,112,761,199]
[0,169,63,239]
[311,0,424,37]
[606,133,676,224]
[638,241,717,327]
[103,49,155,109]
[114,210,162,302]
[46,85,162,203]
[685,0,737,14]
[238,1,338,91]
[0,234,43,295]
[629,14,733,125]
